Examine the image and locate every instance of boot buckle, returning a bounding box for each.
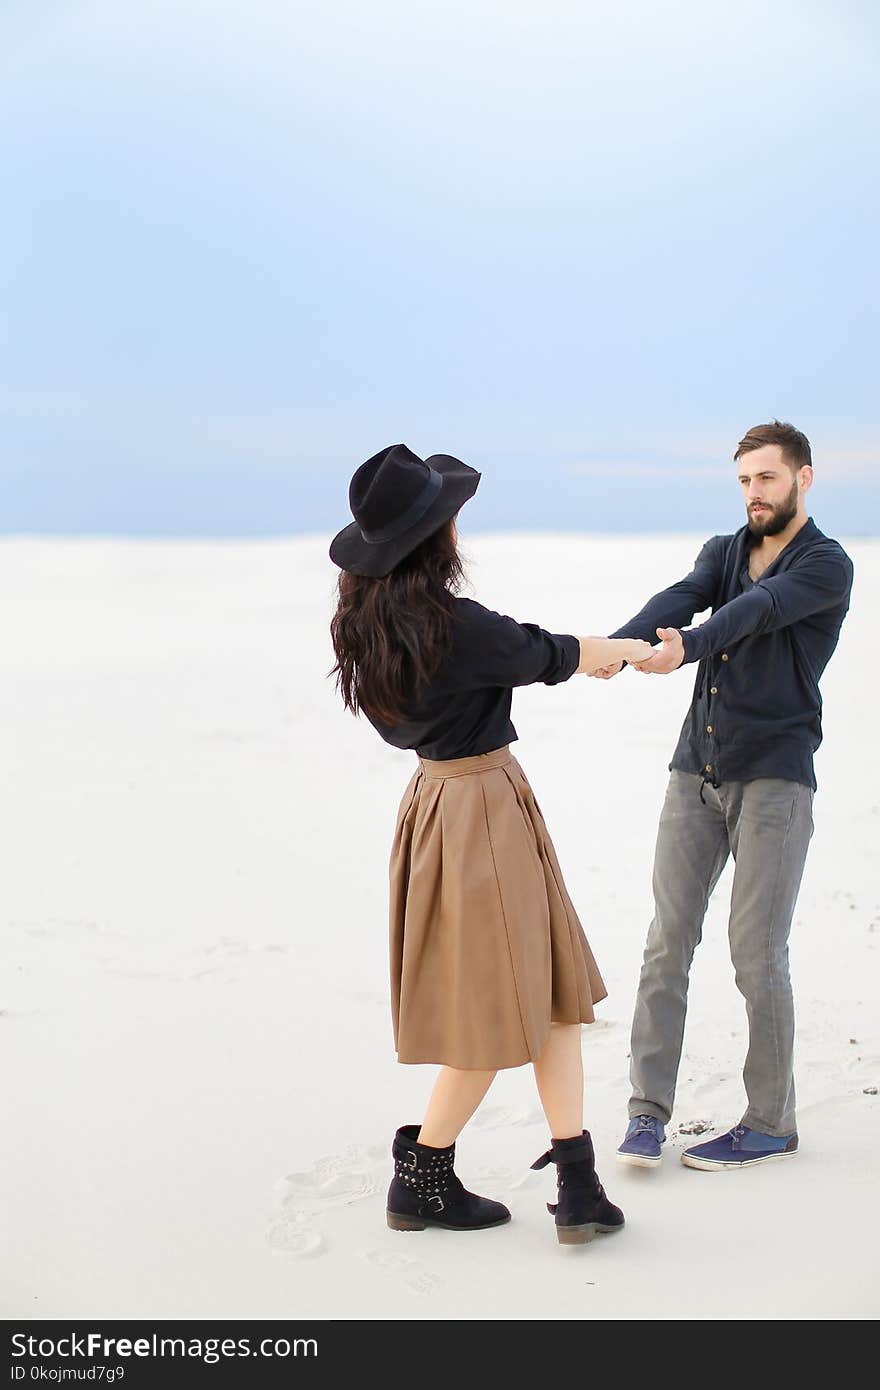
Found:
[425,1194,445,1214]
[404,1150,418,1170]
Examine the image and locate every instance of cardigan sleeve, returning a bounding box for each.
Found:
[608,535,726,643]
[681,547,854,664]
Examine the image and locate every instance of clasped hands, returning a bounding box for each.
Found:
[593,627,685,680]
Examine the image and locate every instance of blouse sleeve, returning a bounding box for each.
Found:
[452,599,580,689]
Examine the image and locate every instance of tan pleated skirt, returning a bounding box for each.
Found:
[388,744,607,1070]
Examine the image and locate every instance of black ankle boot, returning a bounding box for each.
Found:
[386,1125,511,1232]
[531,1130,625,1245]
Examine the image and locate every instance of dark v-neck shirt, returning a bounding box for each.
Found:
[364,597,581,759]
[610,517,854,789]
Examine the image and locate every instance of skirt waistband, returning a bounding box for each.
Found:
[417,745,512,780]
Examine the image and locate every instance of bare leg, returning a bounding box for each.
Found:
[532,1023,584,1138]
[418,1065,497,1147]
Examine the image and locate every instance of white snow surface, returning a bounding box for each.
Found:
[2,533,878,1321]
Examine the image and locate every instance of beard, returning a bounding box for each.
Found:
[747,477,799,537]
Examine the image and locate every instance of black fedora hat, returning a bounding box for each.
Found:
[329,444,480,577]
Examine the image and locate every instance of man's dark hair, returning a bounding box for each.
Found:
[734,420,812,472]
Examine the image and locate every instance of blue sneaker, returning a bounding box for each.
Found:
[681,1124,798,1170]
[616,1115,666,1167]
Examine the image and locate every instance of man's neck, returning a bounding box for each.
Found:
[750,510,810,563]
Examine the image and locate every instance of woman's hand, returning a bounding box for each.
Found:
[624,639,655,666]
[590,660,624,680]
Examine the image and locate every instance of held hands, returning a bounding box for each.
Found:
[631,627,685,675]
[625,639,655,666]
[577,635,653,675]
[589,639,653,676]
[587,628,685,679]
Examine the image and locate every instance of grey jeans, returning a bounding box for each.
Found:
[629,770,814,1137]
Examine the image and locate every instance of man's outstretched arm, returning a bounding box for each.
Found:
[607,536,725,644]
[678,549,853,664]
[633,546,854,675]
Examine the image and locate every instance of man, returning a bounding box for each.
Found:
[596,421,853,1170]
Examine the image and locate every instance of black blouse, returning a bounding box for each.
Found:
[364,596,581,759]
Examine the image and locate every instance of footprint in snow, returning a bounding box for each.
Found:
[360,1248,443,1296]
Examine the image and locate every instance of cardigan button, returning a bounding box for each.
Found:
[710,686,718,695]
[707,725,713,734]
[721,653,729,662]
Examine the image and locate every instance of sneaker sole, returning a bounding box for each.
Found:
[615,1150,662,1168]
[681,1148,798,1171]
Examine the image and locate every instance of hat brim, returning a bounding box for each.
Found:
[329,455,480,577]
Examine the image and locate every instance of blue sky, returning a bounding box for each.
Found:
[2,0,878,535]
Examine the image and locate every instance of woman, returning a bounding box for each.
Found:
[329,444,652,1245]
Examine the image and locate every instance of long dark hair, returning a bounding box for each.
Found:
[330,517,465,724]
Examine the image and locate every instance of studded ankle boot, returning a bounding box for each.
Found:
[386,1124,511,1232]
[531,1130,625,1245]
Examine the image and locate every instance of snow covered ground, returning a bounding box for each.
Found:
[2,532,877,1320]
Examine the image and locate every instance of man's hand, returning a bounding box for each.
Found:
[589,660,624,680]
[632,627,685,675]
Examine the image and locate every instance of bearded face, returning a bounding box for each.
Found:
[737,443,806,539]
[746,474,799,537]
